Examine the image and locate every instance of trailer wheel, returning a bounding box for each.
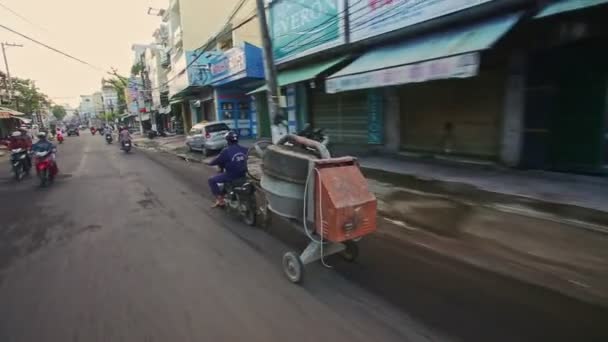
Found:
[340,241,359,262]
[283,251,304,283]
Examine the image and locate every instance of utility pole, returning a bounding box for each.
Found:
[138,53,147,135]
[1,42,23,100]
[255,0,285,143]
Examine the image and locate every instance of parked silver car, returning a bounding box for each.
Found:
[186,121,231,156]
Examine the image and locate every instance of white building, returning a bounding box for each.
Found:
[101,86,119,114]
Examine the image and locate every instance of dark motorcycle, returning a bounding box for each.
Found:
[10,148,31,181]
[105,133,113,144]
[222,178,257,226]
[121,140,132,153]
[147,129,167,139]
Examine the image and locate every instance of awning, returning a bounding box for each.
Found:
[13,117,32,124]
[325,13,522,93]
[0,106,26,118]
[535,0,608,19]
[247,56,348,95]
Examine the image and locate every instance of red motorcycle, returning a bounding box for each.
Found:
[57,134,64,144]
[90,127,96,135]
[34,150,58,187]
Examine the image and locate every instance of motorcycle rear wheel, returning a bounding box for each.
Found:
[39,169,48,187]
[13,164,24,181]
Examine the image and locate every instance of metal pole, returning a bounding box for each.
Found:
[255,0,284,142]
[138,54,146,135]
[1,42,23,100]
[1,43,12,99]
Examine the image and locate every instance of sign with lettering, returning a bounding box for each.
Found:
[348,0,495,42]
[367,89,384,144]
[270,0,345,62]
[326,52,480,93]
[209,47,246,82]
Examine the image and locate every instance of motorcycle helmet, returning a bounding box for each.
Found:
[11,131,22,137]
[37,132,47,139]
[225,131,239,144]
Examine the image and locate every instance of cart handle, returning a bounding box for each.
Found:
[276,134,331,159]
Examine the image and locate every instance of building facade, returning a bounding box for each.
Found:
[254,0,608,174]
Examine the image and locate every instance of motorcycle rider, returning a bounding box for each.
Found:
[119,126,132,148]
[56,127,64,142]
[8,129,33,170]
[32,131,58,169]
[207,131,248,208]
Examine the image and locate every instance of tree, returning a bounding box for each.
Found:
[51,105,67,121]
[103,68,128,114]
[7,77,51,115]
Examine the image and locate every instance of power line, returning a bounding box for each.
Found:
[0,1,50,33]
[0,23,106,72]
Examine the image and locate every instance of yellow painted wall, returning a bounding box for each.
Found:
[179,0,242,50]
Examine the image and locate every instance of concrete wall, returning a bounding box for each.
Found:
[500,51,526,167]
[384,87,400,152]
[179,0,242,51]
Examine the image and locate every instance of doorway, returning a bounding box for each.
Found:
[523,39,608,173]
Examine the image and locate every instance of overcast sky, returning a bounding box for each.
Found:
[0,0,166,107]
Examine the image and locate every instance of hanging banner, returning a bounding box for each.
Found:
[348,0,495,42]
[326,52,480,93]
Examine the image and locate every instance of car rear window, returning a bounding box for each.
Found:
[205,123,230,133]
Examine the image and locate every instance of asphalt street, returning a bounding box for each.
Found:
[0,133,606,342]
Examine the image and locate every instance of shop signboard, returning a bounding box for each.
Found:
[326,52,479,93]
[270,0,345,62]
[348,0,495,42]
[367,89,383,144]
[208,43,264,86]
[186,51,212,86]
[209,47,246,83]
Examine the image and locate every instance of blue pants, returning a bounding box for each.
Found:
[208,173,232,196]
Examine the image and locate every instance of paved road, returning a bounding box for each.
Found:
[0,134,606,342]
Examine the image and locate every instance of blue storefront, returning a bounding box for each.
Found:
[208,43,265,137]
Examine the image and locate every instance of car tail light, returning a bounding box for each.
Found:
[205,132,211,139]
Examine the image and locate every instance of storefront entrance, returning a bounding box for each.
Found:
[398,66,505,159]
[523,39,608,173]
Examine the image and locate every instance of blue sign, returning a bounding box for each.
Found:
[209,43,264,86]
[367,89,384,144]
[185,50,213,86]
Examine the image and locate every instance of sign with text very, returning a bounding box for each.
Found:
[271,0,345,62]
[326,52,479,93]
[348,0,495,42]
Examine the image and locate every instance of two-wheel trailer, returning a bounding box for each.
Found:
[249,134,377,283]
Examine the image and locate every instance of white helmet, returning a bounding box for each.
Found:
[37,132,47,139]
[11,131,22,137]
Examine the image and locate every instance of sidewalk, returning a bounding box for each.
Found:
[135,138,608,307]
[360,155,608,213]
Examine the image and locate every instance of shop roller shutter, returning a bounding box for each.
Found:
[311,89,368,144]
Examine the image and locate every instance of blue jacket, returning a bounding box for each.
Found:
[209,144,248,180]
[31,140,55,153]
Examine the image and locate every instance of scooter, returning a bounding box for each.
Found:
[121,140,132,153]
[105,133,113,144]
[10,148,31,181]
[221,177,257,226]
[34,150,58,187]
[57,135,64,144]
